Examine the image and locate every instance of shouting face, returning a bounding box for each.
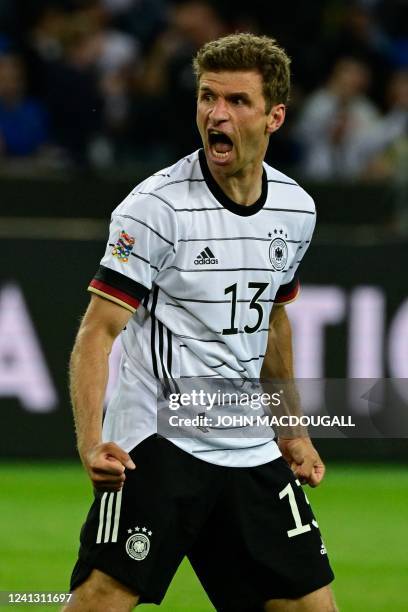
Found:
[196,70,285,177]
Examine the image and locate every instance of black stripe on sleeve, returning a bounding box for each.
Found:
[275,275,299,303]
[94,265,150,302]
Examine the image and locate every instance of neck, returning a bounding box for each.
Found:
[209,159,264,206]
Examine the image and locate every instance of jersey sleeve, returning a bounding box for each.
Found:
[274,210,316,306]
[88,192,178,312]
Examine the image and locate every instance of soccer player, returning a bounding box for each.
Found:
[65,34,337,611]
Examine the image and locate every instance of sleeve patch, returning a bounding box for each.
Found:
[112,230,135,263]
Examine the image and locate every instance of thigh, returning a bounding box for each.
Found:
[189,457,334,610]
[70,435,223,605]
[265,584,337,611]
[64,569,139,611]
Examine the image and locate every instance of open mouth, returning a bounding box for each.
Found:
[208,131,233,160]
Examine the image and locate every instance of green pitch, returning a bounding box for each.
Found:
[1,463,407,611]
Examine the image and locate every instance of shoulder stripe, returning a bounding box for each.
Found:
[136,191,176,211]
[267,179,299,186]
[130,252,160,271]
[115,214,175,249]
[175,207,224,212]
[134,190,219,211]
[154,178,205,191]
[263,207,315,215]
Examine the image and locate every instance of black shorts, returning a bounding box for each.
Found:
[70,435,334,610]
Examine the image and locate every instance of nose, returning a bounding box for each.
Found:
[209,97,229,124]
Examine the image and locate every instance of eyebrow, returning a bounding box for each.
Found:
[199,86,251,100]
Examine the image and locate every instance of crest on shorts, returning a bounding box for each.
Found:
[269,234,288,271]
[125,526,152,561]
[112,230,135,263]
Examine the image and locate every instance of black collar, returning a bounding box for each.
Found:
[198,149,268,217]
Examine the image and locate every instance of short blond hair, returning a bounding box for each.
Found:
[193,33,291,112]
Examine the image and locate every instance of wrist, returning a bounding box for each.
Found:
[77,438,102,460]
[278,435,312,448]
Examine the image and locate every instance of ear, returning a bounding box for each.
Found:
[266,104,286,134]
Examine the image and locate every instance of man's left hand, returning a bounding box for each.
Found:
[278,437,325,487]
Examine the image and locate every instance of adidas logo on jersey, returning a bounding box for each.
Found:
[194,247,218,265]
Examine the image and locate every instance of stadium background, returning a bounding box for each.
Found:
[0,1,407,610]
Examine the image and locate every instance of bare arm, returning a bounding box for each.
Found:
[261,303,295,379]
[261,304,325,487]
[69,294,136,490]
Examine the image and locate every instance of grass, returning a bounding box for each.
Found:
[1,462,407,611]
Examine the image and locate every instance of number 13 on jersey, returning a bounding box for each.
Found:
[222,282,269,335]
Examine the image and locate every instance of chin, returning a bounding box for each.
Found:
[205,146,235,168]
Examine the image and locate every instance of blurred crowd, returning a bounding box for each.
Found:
[0,0,406,181]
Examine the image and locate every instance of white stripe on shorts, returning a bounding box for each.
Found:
[96,490,123,544]
[103,493,115,543]
[96,492,108,544]
[111,489,123,543]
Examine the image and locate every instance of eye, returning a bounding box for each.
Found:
[231,96,245,105]
[200,92,213,102]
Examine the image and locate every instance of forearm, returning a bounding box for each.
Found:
[260,306,325,483]
[261,304,294,380]
[261,305,305,435]
[69,325,111,461]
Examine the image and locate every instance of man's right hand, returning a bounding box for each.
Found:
[81,442,136,491]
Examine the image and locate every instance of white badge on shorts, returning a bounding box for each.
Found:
[125,526,152,561]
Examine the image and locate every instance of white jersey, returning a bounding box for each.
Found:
[89,149,316,467]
